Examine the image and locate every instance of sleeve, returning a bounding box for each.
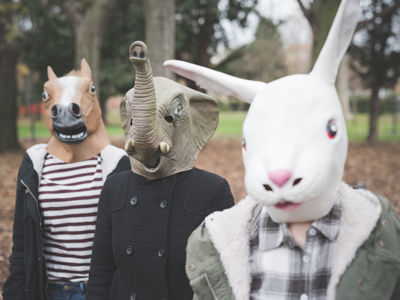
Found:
[206,178,235,215]
[2,160,30,300]
[391,277,400,300]
[86,180,117,300]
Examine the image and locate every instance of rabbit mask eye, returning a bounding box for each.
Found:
[327,119,337,139]
[242,138,246,150]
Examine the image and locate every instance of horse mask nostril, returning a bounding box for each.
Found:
[70,103,82,118]
[133,51,138,57]
[139,51,145,58]
[51,105,60,119]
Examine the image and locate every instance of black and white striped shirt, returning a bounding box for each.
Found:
[38,154,103,282]
[249,200,341,300]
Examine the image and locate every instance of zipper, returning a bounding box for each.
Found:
[21,179,49,300]
[204,272,219,300]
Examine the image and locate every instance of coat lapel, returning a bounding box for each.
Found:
[205,196,258,300]
[326,183,381,300]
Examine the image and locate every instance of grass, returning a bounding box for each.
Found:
[18,112,400,142]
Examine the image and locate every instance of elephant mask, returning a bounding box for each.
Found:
[120,41,219,180]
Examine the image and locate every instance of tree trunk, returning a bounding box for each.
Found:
[367,83,380,143]
[0,1,20,152]
[143,0,175,79]
[61,0,116,124]
[336,55,354,121]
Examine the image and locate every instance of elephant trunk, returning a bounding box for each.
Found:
[128,41,159,168]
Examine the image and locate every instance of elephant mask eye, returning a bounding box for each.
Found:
[175,104,182,114]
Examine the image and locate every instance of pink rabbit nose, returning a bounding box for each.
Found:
[268,170,292,188]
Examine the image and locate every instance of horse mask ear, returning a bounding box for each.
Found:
[310,0,361,84]
[81,58,92,79]
[163,60,267,104]
[47,66,58,81]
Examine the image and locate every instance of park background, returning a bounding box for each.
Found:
[0,0,400,296]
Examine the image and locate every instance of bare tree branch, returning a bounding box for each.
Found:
[356,2,400,32]
[296,0,312,24]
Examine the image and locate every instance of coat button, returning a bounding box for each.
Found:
[160,199,168,209]
[189,264,195,271]
[130,293,136,300]
[162,178,169,186]
[38,257,41,262]
[25,189,29,194]
[158,248,165,258]
[130,197,138,206]
[126,246,133,256]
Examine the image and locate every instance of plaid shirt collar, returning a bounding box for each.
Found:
[257,198,341,252]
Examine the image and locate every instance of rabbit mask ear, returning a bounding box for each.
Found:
[164,60,267,103]
[310,0,361,84]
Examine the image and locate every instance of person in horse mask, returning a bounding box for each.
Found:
[86,41,234,300]
[2,59,131,300]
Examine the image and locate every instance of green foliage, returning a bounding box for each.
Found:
[175,0,258,67]
[18,0,74,98]
[349,0,400,89]
[350,95,396,114]
[215,17,287,82]
[99,0,144,101]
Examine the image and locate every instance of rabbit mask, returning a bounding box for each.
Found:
[164,0,361,223]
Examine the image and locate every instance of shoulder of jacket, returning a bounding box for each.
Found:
[363,192,400,259]
[192,167,228,187]
[103,170,131,212]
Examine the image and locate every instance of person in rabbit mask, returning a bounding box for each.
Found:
[2,60,130,300]
[164,0,400,299]
[86,41,234,300]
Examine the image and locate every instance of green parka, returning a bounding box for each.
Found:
[185,183,400,300]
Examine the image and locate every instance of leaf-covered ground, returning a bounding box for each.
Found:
[1,138,399,296]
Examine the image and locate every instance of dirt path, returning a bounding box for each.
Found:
[1,138,399,295]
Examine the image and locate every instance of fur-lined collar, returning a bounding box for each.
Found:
[26,143,126,184]
[205,182,382,300]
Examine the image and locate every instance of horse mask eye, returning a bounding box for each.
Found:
[42,90,49,100]
[89,84,96,94]
[327,119,337,139]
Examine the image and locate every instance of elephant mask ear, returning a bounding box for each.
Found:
[183,86,219,159]
[120,89,133,138]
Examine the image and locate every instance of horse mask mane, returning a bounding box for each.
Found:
[164,0,361,222]
[44,59,110,163]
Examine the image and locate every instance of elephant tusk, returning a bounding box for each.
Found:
[125,138,135,152]
[160,141,170,154]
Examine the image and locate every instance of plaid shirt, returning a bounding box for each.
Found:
[249,199,341,300]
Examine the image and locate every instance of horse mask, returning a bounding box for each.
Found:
[120,41,219,180]
[164,0,361,223]
[44,59,110,163]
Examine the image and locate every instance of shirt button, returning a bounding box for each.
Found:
[160,199,168,209]
[158,248,165,258]
[302,255,310,263]
[126,246,133,256]
[130,293,136,300]
[309,228,317,236]
[130,197,138,206]
[162,178,169,186]
[189,264,195,271]
[300,294,308,300]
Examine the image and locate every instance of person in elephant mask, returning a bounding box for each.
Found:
[2,59,131,300]
[86,41,234,300]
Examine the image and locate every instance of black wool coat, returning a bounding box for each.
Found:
[86,168,234,300]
